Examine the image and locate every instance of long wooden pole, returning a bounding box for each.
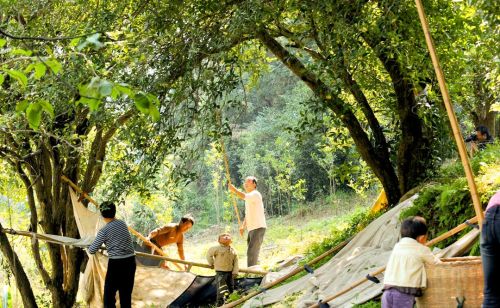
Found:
[308,215,480,308]
[222,237,352,308]
[133,252,268,275]
[61,175,184,270]
[216,111,242,229]
[221,137,242,228]
[0,228,267,275]
[414,0,484,227]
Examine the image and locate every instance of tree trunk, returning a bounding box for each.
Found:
[256,29,402,205]
[362,33,433,194]
[0,223,38,308]
[471,69,497,133]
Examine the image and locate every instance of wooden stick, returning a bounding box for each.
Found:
[216,111,242,229]
[61,175,183,270]
[414,0,484,227]
[134,252,268,275]
[308,215,479,308]
[1,228,267,275]
[222,237,352,308]
[227,213,480,307]
[425,216,478,247]
[221,137,242,229]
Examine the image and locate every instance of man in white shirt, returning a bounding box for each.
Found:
[229,176,267,267]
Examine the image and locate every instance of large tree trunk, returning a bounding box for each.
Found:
[256,29,402,205]
[471,69,497,133]
[0,223,38,308]
[0,107,134,307]
[362,33,433,194]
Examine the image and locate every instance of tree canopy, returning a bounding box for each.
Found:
[0,0,498,306]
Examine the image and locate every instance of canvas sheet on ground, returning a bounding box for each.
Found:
[69,188,196,307]
[244,195,479,308]
[79,253,196,307]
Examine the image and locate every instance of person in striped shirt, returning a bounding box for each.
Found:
[88,201,136,308]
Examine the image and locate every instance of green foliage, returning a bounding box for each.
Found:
[400,144,500,250]
[353,300,381,308]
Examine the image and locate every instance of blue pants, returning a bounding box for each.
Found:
[481,206,500,308]
[381,288,415,308]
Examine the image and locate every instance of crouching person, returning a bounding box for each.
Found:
[382,216,440,308]
[88,201,136,308]
[206,233,239,306]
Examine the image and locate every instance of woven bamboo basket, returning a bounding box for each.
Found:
[417,257,483,308]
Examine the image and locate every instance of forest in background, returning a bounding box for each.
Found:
[0,0,498,306]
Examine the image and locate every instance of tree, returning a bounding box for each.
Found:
[0,1,248,306]
[438,1,499,131]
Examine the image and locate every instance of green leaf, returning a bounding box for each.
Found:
[77,41,89,51]
[0,74,4,86]
[34,63,47,79]
[5,69,28,87]
[78,83,99,99]
[115,83,134,97]
[45,59,62,74]
[26,103,43,129]
[16,100,29,113]
[79,97,101,111]
[146,93,160,105]
[110,86,121,100]
[69,38,80,47]
[86,33,104,49]
[38,100,54,118]
[24,64,35,73]
[99,80,113,96]
[10,48,32,56]
[150,105,160,121]
[0,39,6,48]
[134,93,150,114]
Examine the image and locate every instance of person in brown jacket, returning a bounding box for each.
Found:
[207,233,239,305]
[146,215,194,269]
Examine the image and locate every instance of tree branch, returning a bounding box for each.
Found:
[0,28,103,42]
[14,161,52,287]
[0,223,38,308]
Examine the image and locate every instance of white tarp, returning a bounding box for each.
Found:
[245,195,479,307]
[69,188,196,307]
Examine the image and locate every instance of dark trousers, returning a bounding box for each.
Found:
[481,206,500,308]
[215,271,234,306]
[104,256,136,308]
[247,228,266,267]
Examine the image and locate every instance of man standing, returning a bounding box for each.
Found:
[88,201,136,308]
[146,215,194,269]
[229,176,266,267]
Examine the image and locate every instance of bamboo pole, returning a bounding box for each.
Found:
[0,228,267,275]
[61,175,184,271]
[414,0,484,227]
[308,215,480,308]
[133,252,268,275]
[221,137,242,228]
[226,212,480,307]
[216,111,242,229]
[222,237,352,308]
[425,216,478,247]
